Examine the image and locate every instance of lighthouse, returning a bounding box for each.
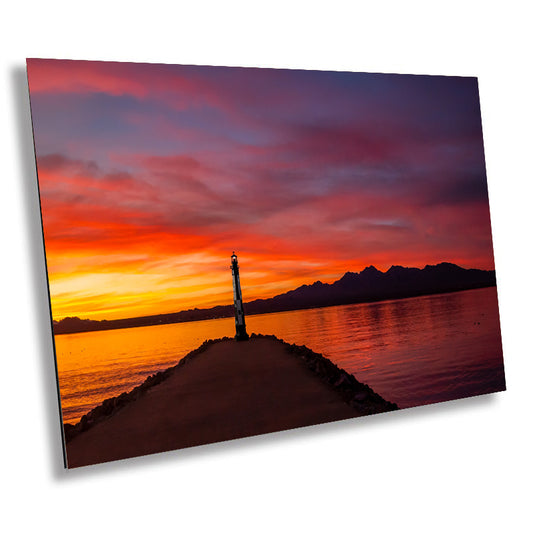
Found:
[230,252,249,341]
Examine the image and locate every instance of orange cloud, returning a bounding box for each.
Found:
[28,61,495,321]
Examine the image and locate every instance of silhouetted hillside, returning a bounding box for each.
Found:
[53,262,496,334]
[243,262,495,315]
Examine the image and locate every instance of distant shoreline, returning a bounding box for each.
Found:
[54,282,496,336]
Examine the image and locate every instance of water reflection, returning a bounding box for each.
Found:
[56,287,505,424]
[246,288,505,408]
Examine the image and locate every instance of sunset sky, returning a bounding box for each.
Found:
[27,59,495,321]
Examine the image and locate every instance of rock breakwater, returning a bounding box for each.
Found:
[63,334,397,444]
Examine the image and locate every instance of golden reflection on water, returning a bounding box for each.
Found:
[56,317,235,424]
[56,287,505,424]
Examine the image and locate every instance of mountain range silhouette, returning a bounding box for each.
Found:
[54,262,496,335]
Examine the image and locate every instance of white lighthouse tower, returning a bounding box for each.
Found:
[230,252,249,341]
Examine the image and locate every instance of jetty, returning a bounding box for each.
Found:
[65,334,397,468]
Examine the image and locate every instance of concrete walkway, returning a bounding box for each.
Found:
[66,337,363,468]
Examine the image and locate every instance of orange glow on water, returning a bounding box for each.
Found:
[57,288,504,424]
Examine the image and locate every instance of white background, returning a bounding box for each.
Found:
[1,1,531,531]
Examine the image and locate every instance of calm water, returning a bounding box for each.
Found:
[55,287,505,424]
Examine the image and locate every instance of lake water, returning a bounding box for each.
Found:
[55,287,505,424]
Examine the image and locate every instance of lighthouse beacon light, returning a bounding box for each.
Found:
[230,252,249,341]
